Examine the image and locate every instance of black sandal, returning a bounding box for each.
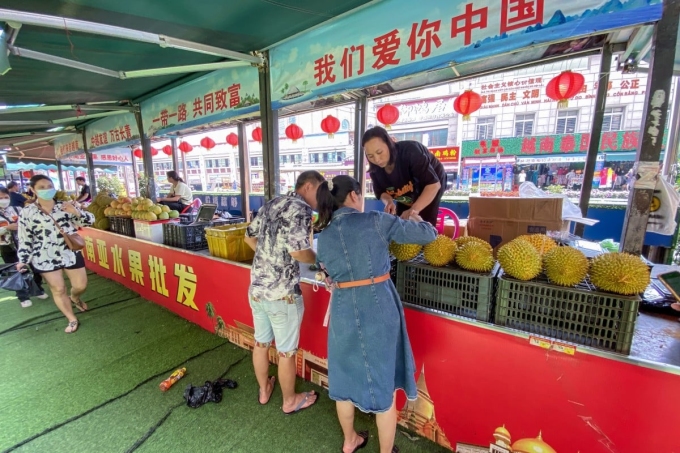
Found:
[343,431,369,453]
[71,298,88,312]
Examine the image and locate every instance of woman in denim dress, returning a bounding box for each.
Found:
[315,176,437,453]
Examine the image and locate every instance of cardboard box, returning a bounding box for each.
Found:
[468,197,565,251]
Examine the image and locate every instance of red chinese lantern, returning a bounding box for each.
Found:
[546,71,585,109]
[178,141,193,153]
[285,124,304,143]
[226,133,238,148]
[162,145,172,156]
[320,115,341,138]
[252,127,262,143]
[200,136,216,150]
[376,104,400,129]
[454,90,482,121]
[133,148,143,159]
[22,171,31,178]
[150,146,158,157]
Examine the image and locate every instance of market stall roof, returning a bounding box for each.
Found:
[0,0,378,158]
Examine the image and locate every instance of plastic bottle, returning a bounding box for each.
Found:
[159,367,186,392]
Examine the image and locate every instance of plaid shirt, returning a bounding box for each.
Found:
[246,192,313,301]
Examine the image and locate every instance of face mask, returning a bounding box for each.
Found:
[37,189,56,200]
[0,199,9,208]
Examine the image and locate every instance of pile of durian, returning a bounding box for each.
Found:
[389,235,495,274]
[497,234,650,295]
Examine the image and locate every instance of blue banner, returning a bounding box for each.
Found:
[269,0,662,110]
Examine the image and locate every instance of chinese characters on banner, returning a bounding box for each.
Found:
[269,0,661,109]
[63,152,132,166]
[141,66,260,137]
[387,96,456,124]
[85,112,139,151]
[429,146,460,163]
[54,134,85,160]
[460,130,658,158]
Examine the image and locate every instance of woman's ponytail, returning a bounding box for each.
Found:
[315,180,336,230]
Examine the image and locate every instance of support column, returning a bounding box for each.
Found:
[134,111,157,202]
[57,160,64,191]
[353,96,368,200]
[662,78,680,180]
[238,122,251,220]
[82,130,97,198]
[621,0,680,255]
[171,137,180,174]
[258,52,280,201]
[575,44,613,237]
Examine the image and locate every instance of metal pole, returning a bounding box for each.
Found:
[237,122,251,220]
[662,77,680,181]
[171,137,180,173]
[575,44,613,238]
[82,130,97,198]
[258,52,280,201]
[353,96,368,200]
[57,160,64,191]
[621,0,680,255]
[134,111,157,202]
[129,150,140,197]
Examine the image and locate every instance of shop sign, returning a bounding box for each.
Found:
[85,113,139,151]
[516,154,605,164]
[429,146,459,163]
[386,96,456,124]
[141,66,260,137]
[62,150,132,166]
[269,0,661,109]
[461,130,668,158]
[54,134,84,159]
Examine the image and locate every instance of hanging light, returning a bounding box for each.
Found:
[320,115,341,138]
[252,127,262,143]
[453,90,482,121]
[200,137,216,150]
[226,133,238,148]
[178,141,193,153]
[546,71,585,109]
[376,104,400,129]
[162,145,172,156]
[285,124,304,143]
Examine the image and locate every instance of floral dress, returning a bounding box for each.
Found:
[17,202,95,272]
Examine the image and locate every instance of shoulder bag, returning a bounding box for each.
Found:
[38,204,85,251]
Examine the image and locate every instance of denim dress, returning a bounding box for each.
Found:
[317,207,437,413]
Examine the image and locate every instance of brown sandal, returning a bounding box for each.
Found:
[65,320,79,333]
[71,298,88,312]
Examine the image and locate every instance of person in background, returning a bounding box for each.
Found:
[363,126,446,227]
[7,182,26,208]
[518,169,527,184]
[566,169,576,189]
[16,175,95,333]
[243,170,324,415]
[75,176,92,203]
[158,171,193,212]
[315,176,437,453]
[0,188,48,307]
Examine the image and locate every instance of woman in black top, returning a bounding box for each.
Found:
[363,126,447,226]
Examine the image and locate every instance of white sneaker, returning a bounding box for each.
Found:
[36,293,49,300]
[20,300,32,308]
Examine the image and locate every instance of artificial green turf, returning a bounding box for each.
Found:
[0,272,449,453]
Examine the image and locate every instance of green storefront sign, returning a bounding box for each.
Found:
[461,130,668,158]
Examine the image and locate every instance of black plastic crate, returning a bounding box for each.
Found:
[109,217,135,238]
[494,270,639,355]
[396,257,497,322]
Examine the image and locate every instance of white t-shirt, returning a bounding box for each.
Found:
[518,173,526,183]
[171,182,193,205]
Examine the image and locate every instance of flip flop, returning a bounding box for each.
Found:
[283,391,318,415]
[258,376,276,405]
[71,297,88,312]
[392,447,399,453]
[342,431,369,453]
[65,320,79,334]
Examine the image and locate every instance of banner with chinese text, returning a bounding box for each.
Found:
[269,0,662,109]
[53,134,84,160]
[461,130,668,158]
[84,113,139,152]
[62,149,133,167]
[140,66,260,138]
[429,146,459,163]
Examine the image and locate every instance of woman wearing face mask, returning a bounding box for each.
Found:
[0,188,48,307]
[16,175,95,333]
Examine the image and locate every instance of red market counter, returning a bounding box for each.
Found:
[81,228,680,453]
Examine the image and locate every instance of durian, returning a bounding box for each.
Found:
[498,239,542,281]
[455,242,495,273]
[589,252,650,295]
[423,235,457,267]
[389,242,422,262]
[517,234,558,255]
[454,236,493,253]
[543,246,588,287]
